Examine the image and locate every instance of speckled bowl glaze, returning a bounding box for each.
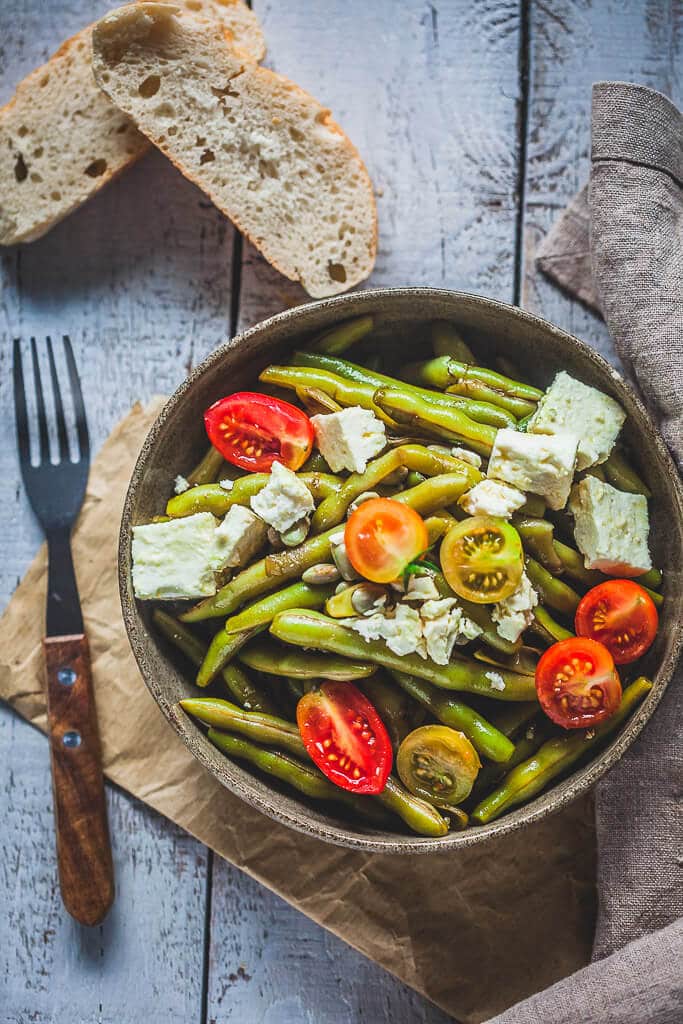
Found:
[119,289,683,853]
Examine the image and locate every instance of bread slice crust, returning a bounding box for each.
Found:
[92,3,377,297]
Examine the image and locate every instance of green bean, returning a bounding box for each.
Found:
[403,356,543,403]
[424,510,456,545]
[520,494,547,518]
[181,697,305,756]
[312,444,480,533]
[553,539,662,598]
[638,567,663,590]
[378,776,450,836]
[603,448,651,498]
[207,730,389,825]
[513,517,564,574]
[374,388,497,456]
[485,702,539,738]
[525,557,580,616]
[468,715,555,805]
[528,606,574,645]
[182,475,470,622]
[260,364,396,425]
[152,610,277,713]
[430,320,476,362]
[445,381,536,419]
[300,450,333,474]
[198,625,262,687]
[471,677,653,824]
[270,610,537,701]
[187,445,226,486]
[239,639,376,680]
[406,470,426,488]
[296,385,344,415]
[310,315,375,355]
[289,351,516,428]
[389,671,515,763]
[167,473,342,519]
[360,674,425,749]
[224,581,337,634]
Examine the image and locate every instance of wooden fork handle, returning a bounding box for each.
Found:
[44,634,114,926]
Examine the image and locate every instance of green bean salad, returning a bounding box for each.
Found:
[131,316,661,836]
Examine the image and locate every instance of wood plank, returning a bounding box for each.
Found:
[237,0,524,330]
[521,0,683,360]
[0,1,233,1019]
[209,2,521,1020]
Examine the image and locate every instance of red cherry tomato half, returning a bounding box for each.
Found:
[345,497,429,584]
[204,392,313,472]
[575,579,658,665]
[535,637,622,730]
[297,681,393,794]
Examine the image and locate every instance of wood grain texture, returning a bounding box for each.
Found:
[521,0,683,358]
[44,633,113,927]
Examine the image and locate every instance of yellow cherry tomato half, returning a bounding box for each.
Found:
[345,497,429,584]
[440,515,523,603]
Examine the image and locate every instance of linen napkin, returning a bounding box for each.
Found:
[487,82,683,1023]
[0,399,596,1024]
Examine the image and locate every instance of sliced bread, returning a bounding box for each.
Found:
[0,0,264,245]
[91,3,377,298]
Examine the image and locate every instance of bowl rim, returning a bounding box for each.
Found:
[119,286,683,854]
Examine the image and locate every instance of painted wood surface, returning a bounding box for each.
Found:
[1,1,681,1022]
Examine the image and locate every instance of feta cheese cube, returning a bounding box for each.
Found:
[569,476,651,576]
[487,428,578,510]
[250,461,315,533]
[459,479,526,519]
[132,512,222,600]
[419,598,483,665]
[404,574,441,602]
[492,571,538,643]
[311,406,386,473]
[528,371,626,470]
[450,446,483,469]
[214,505,268,569]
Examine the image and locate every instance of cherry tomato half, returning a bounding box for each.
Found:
[345,498,429,584]
[439,516,523,604]
[204,392,313,472]
[297,681,393,794]
[575,579,658,665]
[535,637,622,729]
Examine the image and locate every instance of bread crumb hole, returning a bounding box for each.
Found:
[34,146,44,158]
[30,171,42,183]
[40,75,49,87]
[289,127,304,142]
[186,0,202,8]
[17,125,29,138]
[168,125,178,136]
[200,148,215,165]
[139,75,161,98]
[116,122,128,134]
[328,262,347,283]
[195,136,207,147]
[51,190,61,201]
[85,158,107,177]
[14,154,28,182]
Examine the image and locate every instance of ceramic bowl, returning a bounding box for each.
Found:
[119,288,683,853]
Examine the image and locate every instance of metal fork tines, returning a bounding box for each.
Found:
[13,335,90,636]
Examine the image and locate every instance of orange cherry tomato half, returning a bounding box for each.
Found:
[344,497,429,584]
[297,681,393,794]
[204,392,313,472]
[535,637,622,730]
[575,579,658,665]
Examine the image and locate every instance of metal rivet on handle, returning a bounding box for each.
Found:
[57,667,77,687]
[62,730,82,749]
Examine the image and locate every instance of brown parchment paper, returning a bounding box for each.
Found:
[0,400,596,1024]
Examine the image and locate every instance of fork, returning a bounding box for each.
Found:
[13,335,114,927]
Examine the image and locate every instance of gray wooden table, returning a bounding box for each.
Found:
[1,2,680,1021]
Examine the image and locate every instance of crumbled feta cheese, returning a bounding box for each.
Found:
[132,512,222,600]
[459,479,526,518]
[525,726,536,741]
[174,475,190,494]
[404,574,441,602]
[486,671,506,692]
[346,603,424,657]
[311,407,386,473]
[250,461,315,533]
[568,476,651,576]
[528,371,626,470]
[450,446,483,468]
[492,571,539,642]
[487,428,578,510]
[214,505,268,568]
[218,478,234,491]
[419,598,483,665]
